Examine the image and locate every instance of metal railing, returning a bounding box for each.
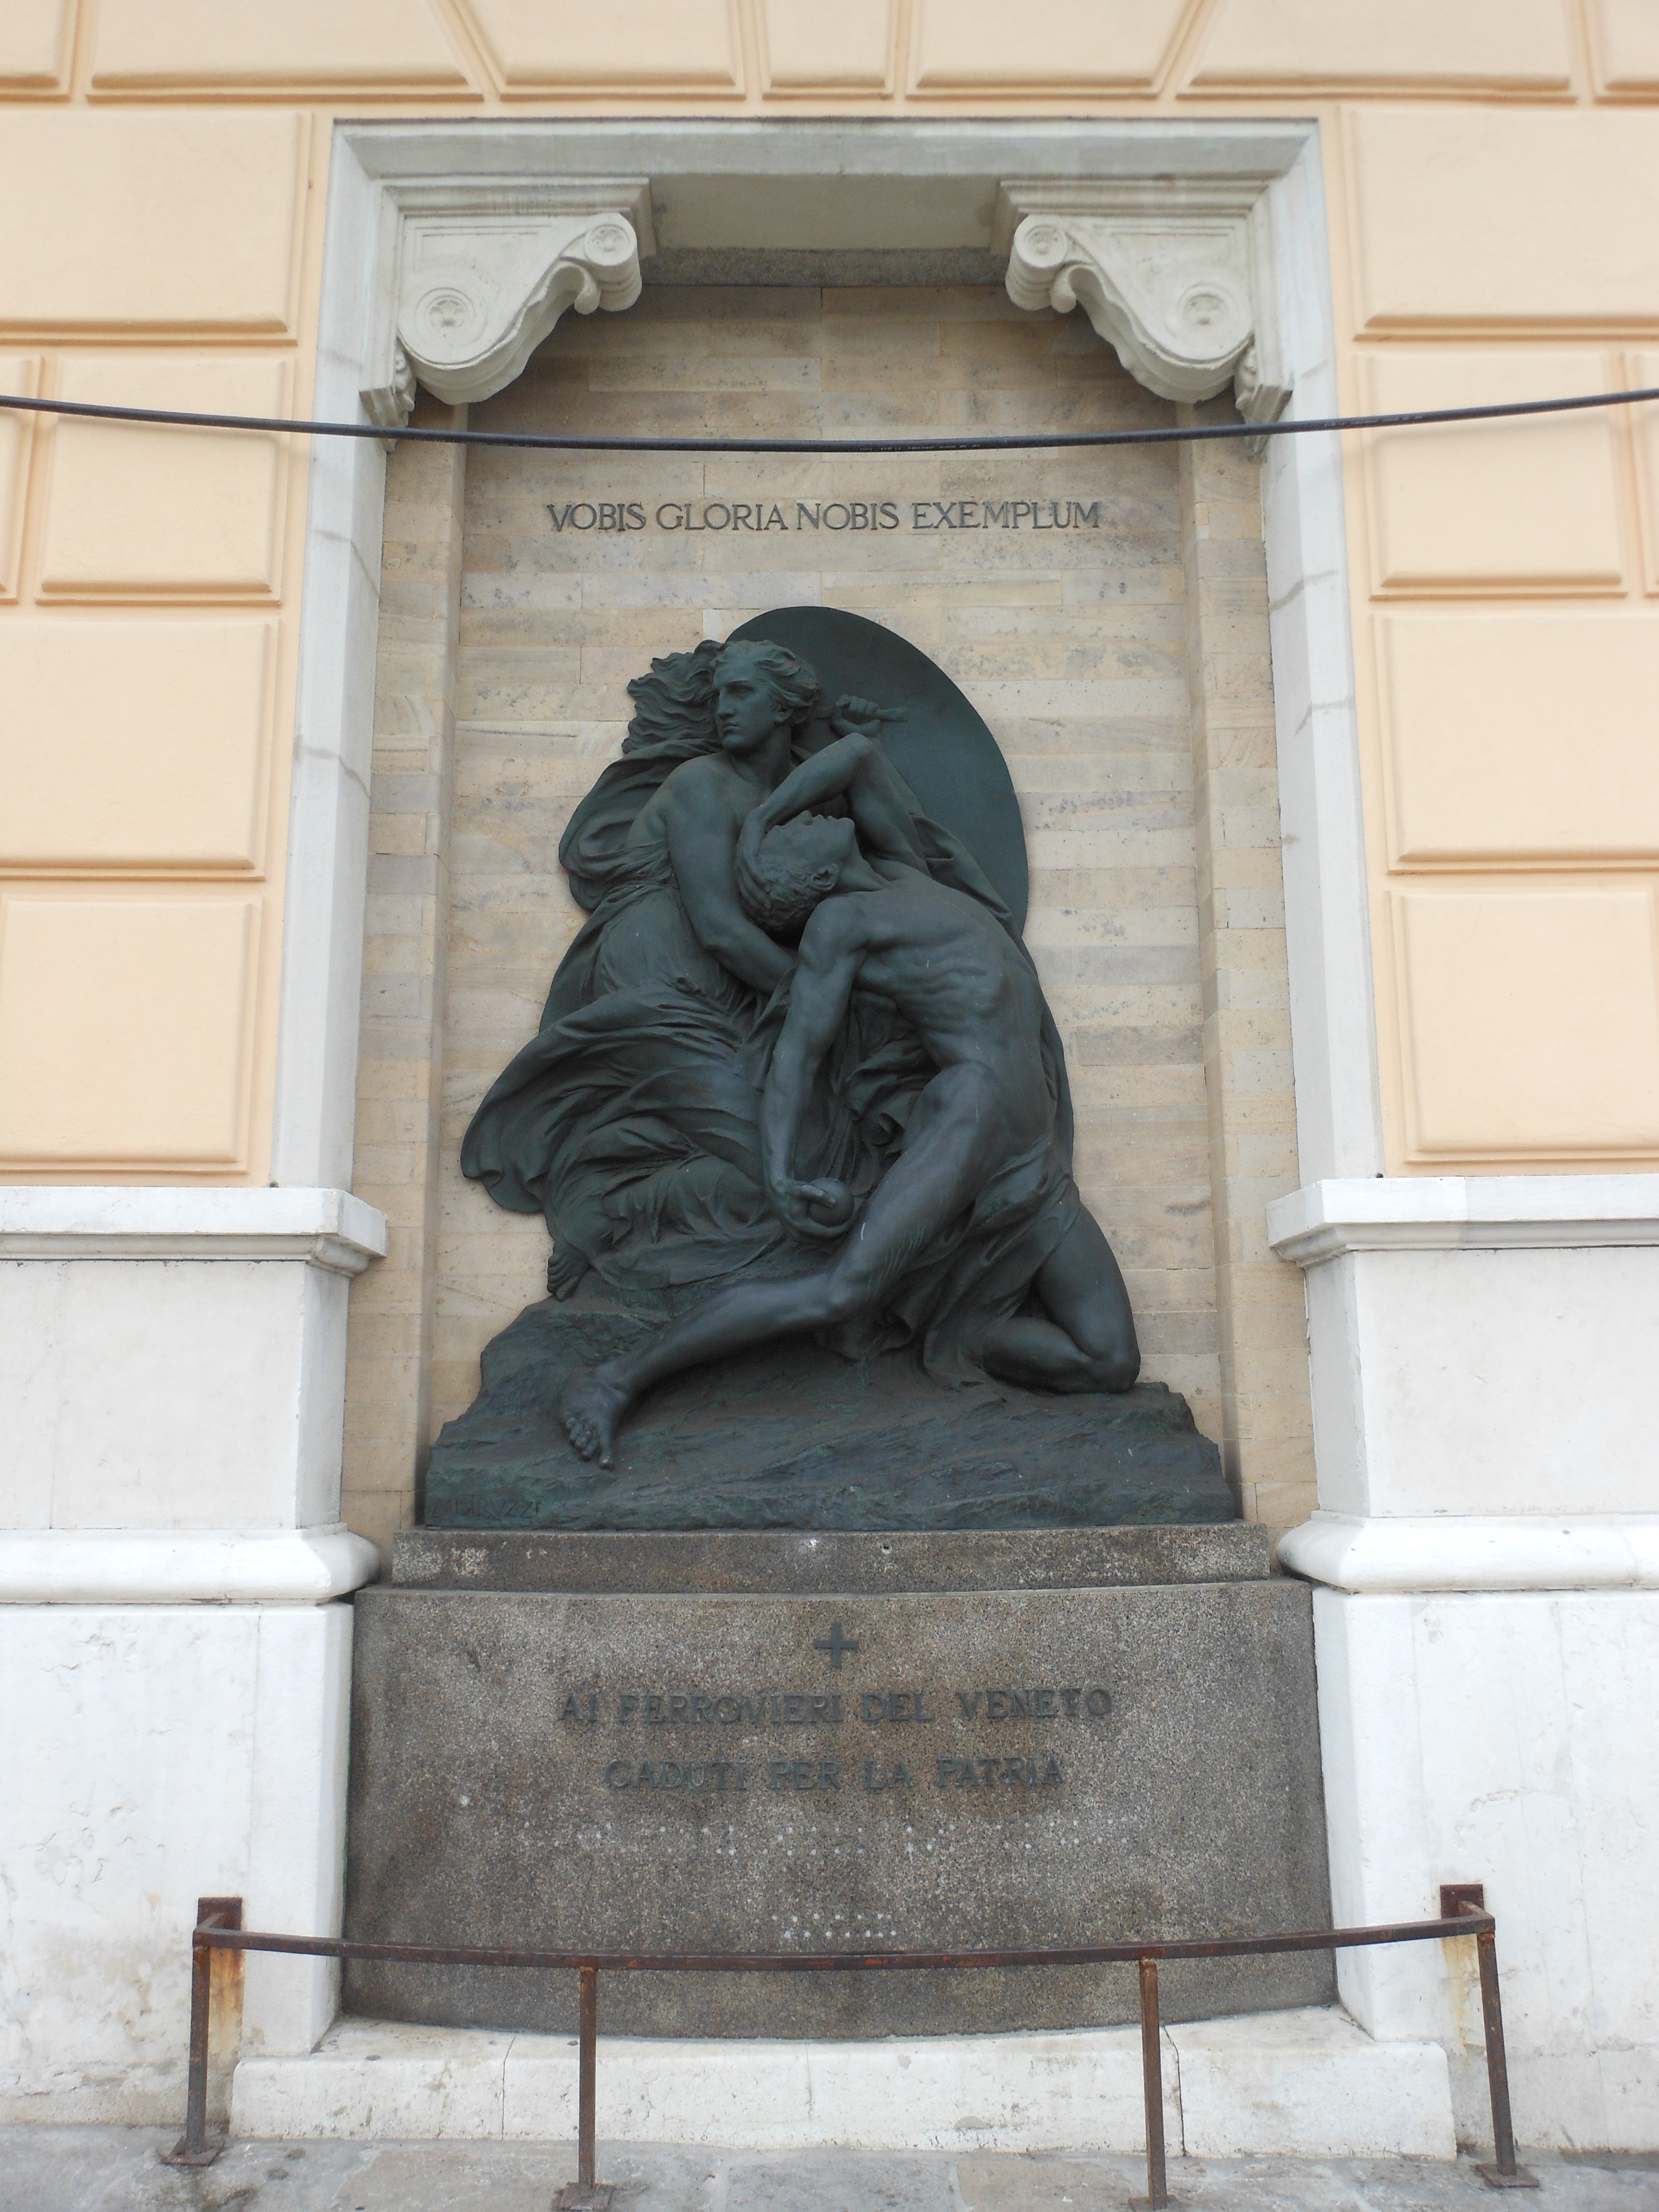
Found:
[163,1886,1537,2206]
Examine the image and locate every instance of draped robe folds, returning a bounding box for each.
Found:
[459,642,1076,1369]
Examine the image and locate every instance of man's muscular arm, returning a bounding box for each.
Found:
[661,766,793,993]
[737,733,926,907]
[761,906,865,1241]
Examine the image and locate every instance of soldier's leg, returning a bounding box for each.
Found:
[563,1066,1009,1463]
[980,1207,1140,1395]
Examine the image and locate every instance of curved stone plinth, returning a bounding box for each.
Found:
[343,1540,1330,2040]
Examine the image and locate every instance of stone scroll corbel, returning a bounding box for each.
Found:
[362,180,655,427]
[996,182,1290,427]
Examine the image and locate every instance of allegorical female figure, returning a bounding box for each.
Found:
[461,636,1044,1306]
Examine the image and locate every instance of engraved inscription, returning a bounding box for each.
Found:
[561,1670,1110,1798]
[547,496,1107,536]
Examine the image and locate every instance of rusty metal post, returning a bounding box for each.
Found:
[578,1964,598,2184]
[156,1889,1540,2203]
[554,1965,612,2211]
[1471,1923,1538,2190]
[1133,1954,1170,2209]
[161,1897,240,2169]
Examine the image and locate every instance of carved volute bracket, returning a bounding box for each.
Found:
[363,180,655,426]
[996,182,1289,426]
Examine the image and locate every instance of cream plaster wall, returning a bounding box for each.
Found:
[1331,105,1659,1172]
[0,104,318,1182]
[1,8,1657,1187]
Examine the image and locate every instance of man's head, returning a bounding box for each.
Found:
[738,813,857,936]
[713,640,819,756]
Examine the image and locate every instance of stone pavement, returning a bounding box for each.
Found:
[0,2131,1654,2212]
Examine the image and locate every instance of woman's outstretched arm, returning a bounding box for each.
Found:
[738,728,927,900]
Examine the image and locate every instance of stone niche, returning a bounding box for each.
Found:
[342,266,1316,1555]
[337,262,1327,2043]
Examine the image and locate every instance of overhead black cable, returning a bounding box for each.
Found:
[0,383,1656,454]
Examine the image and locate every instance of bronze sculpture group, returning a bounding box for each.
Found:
[462,636,1139,1468]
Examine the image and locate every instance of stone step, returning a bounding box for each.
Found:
[232,2006,1455,2160]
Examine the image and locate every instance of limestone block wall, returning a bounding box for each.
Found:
[340,289,1316,1547]
[1178,407,1311,1532]
[339,410,465,1561]
[439,290,1225,1460]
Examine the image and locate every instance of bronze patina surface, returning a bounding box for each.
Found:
[447,612,1220,1530]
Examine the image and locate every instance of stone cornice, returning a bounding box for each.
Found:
[1267,1174,1659,1265]
[362,179,655,426]
[0,1186,388,1274]
[1280,1511,1659,1594]
[0,1527,382,1605]
[996,179,1290,423]
[357,165,1297,429]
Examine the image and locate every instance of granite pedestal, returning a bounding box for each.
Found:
[344,1528,1333,2040]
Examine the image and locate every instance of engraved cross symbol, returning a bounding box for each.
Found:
[812,1620,859,1670]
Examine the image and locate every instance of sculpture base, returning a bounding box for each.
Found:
[343,1526,1332,2038]
[424,1291,1232,1531]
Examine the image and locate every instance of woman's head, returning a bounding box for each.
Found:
[713,639,820,754]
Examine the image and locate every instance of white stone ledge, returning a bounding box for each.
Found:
[0,1527,382,1605]
[1280,1512,1659,1594]
[0,1187,388,1274]
[342,119,1314,189]
[1268,1174,1659,1266]
[231,2006,1453,2160]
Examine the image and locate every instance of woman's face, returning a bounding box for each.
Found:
[714,653,790,755]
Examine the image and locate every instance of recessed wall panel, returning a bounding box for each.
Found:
[1589,0,1659,94]
[1190,0,1572,93]
[0,620,273,870]
[1631,352,1659,597]
[90,0,470,89]
[1345,109,1659,332]
[761,0,891,89]
[1396,887,1659,1156]
[0,356,40,601]
[464,0,740,88]
[1360,351,1624,594]
[0,0,70,87]
[1376,614,1659,865]
[0,112,307,335]
[0,898,258,1165]
[911,0,1188,89]
[40,357,290,600]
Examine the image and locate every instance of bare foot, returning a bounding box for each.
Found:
[547,1244,591,1301]
[560,1367,631,1467]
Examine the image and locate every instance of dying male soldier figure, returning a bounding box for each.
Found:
[560,730,1140,1467]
